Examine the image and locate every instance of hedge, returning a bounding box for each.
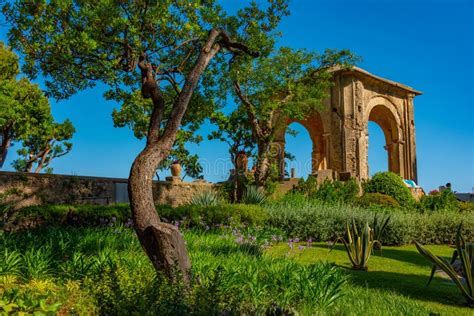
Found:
[264,198,474,245]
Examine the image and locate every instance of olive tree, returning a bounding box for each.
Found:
[3,0,289,280]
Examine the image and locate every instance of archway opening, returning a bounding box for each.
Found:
[367,121,388,176]
[367,104,401,176]
[284,122,312,179]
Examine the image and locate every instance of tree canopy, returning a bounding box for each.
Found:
[0,41,75,171]
[3,0,291,280]
[230,47,359,186]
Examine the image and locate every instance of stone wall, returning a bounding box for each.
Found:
[0,171,215,208]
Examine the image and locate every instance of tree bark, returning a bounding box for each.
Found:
[255,141,271,187]
[128,29,223,282]
[0,129,11,169]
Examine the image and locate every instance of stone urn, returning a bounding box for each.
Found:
[170,161,182,177]
[235,152,248,172]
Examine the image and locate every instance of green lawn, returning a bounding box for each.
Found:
[267,242,472,315]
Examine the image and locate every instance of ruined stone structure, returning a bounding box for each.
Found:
[275,67,421,182]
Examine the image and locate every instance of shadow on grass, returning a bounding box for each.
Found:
[308,243,468,308]
[311,243,450,268]
[345,269,468,308]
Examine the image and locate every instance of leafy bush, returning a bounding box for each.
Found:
[419,189,458,212]
[296,178,359,203]
[356,193,400,208]
[362,172,415,206]
[158,204,268,228]
[264,198,474,245]
[13,204,131,227]
[241,185,267,205]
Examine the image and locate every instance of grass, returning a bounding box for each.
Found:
[267,241,473,315]
[0,226,347,314]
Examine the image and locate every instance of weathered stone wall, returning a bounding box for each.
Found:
[0,171,215,208]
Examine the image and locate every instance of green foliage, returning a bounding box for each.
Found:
[372,213,391,244]
[13,119,75,173]
[265,198,474,245]
[241,185,267,205]
[111,89,208,179]
[230,47,359,185]
[296,178,359,203]
[208,108,255,168]
[362,172,415,206]
[189,189,222,206]
[356,192,400,208]
[0,41,19,80]
[0,41,74,171]
[158,203,268,228]
[415,224,473,305]
[0,226,347,314]
[333,219,381,271]
[14,204,131,227]
[419,189,459,212]
[2,1,290,172]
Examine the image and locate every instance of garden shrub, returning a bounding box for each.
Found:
[418,189,459,212]
[458,201,474,212]
[264,198,474,245]
[157,204,268,228]
[8,204,131,228]
[296,178,359,204]
[362,172,415,206]
[356,193,400,208]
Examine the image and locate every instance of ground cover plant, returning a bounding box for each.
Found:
[1,225,347,315]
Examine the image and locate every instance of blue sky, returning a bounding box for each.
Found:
[1,0,473,192]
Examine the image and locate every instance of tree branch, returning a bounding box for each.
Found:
[232,80,264,140]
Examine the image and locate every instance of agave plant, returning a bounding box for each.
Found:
[241,186,267,205]
[372,214,390,250]
[415,223,473,306]
[333,219,381,271]
[189,189,221,206]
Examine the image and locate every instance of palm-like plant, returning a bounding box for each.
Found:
[333,219,381,271]
[415,223,473,306]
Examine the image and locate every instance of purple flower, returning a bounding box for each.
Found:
[298,245,305,251]
[294,237,300,243]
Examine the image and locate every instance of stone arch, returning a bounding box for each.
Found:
[274,111,328,178]
[364,96,404,177]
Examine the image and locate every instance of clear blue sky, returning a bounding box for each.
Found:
[1,0,473,192]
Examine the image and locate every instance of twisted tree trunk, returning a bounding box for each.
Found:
[128,29,225,282]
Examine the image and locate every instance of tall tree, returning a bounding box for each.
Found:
[0,41,19,166]
[231,47,358,187]
[3,0,289,280]
[0,75,53,168]
[13,119,75,173]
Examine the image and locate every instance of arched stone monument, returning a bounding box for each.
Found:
[274,67,421,183]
